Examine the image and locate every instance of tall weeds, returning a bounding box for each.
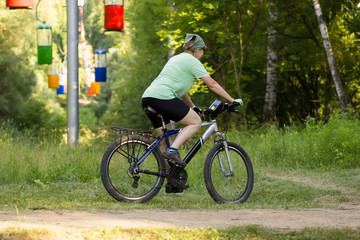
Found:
[241,112,360,170]
[0,121,102,184]
[0,112,359,185]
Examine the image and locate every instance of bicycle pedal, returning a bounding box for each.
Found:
[168,159,186,167]
[132,181,138,189]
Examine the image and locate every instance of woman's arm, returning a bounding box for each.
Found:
[182,93,195,108]
[201,76,234,103]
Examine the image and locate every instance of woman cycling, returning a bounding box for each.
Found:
[142,33,242,192]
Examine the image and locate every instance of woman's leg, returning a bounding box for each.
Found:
[143,97,200,151]
[170,108,202,149]
[155,123,173,152]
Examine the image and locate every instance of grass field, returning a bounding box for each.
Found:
[0,113,359,239]
[1,225,360,240]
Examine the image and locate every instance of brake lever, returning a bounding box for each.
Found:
[227,106,240,114]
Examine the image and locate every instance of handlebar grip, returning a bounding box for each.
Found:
[226,103,241,113]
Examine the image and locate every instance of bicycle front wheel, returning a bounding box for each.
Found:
[101,135,166,203]
[204,141,254,203]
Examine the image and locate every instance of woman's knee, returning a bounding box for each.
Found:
[179,109,202,128]
[193,115,202,129]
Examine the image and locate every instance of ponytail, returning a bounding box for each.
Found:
[182,36,196,51]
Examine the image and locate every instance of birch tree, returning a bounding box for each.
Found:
[263,0,278,123]
[312,0,348,112]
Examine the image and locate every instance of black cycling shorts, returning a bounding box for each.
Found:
[142,97,190,128]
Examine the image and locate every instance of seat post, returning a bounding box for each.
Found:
[160,114,166,130]
[145,106,167,131]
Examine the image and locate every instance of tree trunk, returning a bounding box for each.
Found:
[263,0,278,123]
[312,0,348,112]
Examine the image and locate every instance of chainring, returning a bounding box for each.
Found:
[168,162,188,188]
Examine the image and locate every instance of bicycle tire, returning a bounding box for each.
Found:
[101,135,166,203]
[204,141,254,203]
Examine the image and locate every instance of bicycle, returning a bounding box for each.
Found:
[100,99,254,203]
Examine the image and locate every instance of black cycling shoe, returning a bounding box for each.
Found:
[165,184,190,194]
[162,150,187,167]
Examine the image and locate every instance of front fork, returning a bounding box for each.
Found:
[215,133,234,177]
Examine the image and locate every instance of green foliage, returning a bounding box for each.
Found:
[0,7,37,119]
[274,0,360,123]
[0,1,69,134]
[14,98,66,140]
[1,109,358,187]
[156,0,360,125]
[103,0,169,129]
[83,0,107,50]
[1,0,360,134]
[328,2,360,114]
[303,112,360,168]
[0,122,101,184]
[0,112,359,212]
[158,0,268,111]
[244,112,360,170]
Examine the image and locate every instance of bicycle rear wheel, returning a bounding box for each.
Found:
[204,141,254,203]
[101,135,166,203]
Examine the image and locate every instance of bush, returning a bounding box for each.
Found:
[15,98,66,142]
[303,112,360,168]
[244,112,360,170]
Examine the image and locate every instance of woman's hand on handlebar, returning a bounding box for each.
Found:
[232,98,243,106]
[192,105,205,118]
[227,99,243,113]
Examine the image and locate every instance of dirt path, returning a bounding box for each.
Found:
[0,203,359,231]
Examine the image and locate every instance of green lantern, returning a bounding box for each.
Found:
[37,23,52,64]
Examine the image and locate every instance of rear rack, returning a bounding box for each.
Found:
[111,126,154,141]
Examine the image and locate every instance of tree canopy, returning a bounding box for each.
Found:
[0,0,359,131]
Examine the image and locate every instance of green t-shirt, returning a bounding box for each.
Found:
[142,52,210,99]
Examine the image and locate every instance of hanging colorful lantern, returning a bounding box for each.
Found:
[91,82,100,94]
[6,0,34,9]
[48,60,59,88]
[87,85,96,96]
[78,0,84,7]
[37,23,52,64]
[57,72,66,95]
[59,61,68,94]
[104,0,124,31]
[56,85,65,95]
[86,69,96,96]
[94,49,107,82]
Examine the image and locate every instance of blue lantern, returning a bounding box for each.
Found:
[56,85,65,95]
[94,49,107,82]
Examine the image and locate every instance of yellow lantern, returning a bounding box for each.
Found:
[91,82,100,94]
[48,60,59,88]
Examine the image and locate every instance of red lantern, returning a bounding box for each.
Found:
[104,0,124,31]
[6,0,34,9]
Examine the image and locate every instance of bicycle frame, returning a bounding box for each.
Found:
[101,100,252,204]
[135,119,234,177]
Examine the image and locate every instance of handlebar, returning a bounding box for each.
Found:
[226,102,241,113]
[203,100,241,118]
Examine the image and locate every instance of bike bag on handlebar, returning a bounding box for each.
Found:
[206,99,225,117]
